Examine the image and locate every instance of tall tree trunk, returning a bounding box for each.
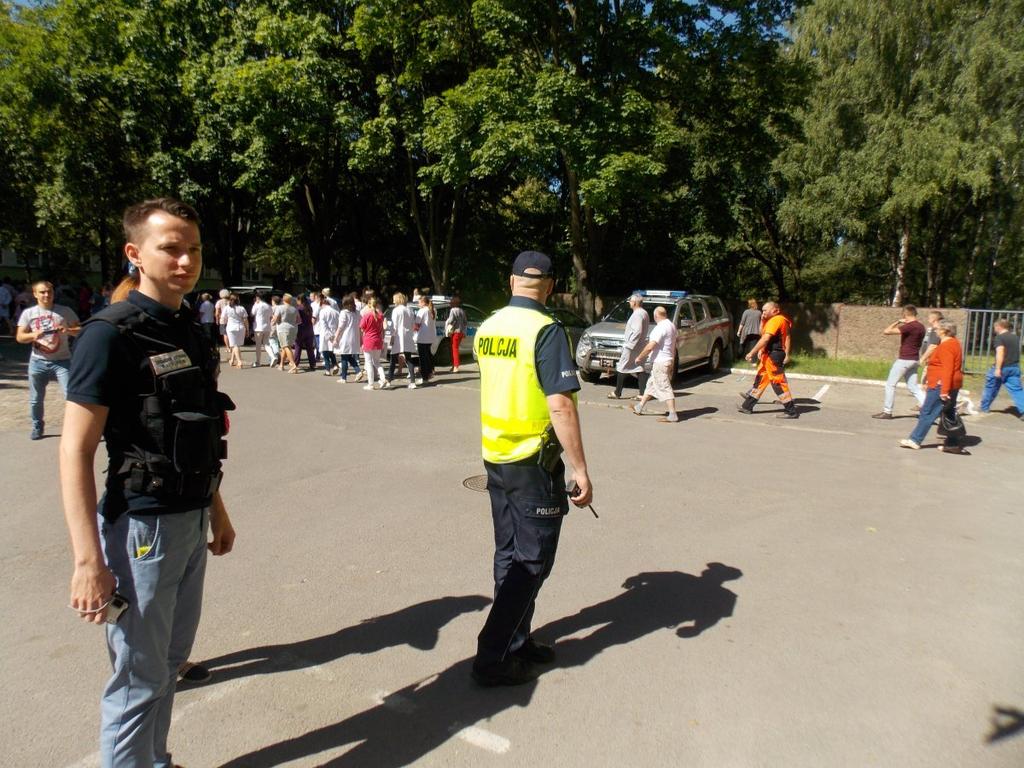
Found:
[562,155,595,321]
[983,198,1004,309]
[960,212,984,306]
[891,221,910,306]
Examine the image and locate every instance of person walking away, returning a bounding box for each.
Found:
[272,293,300,372]
[334,295,362,382]
[359,297,385,390]
[309,291,323,364]
[472,250,593,686]
[213,288,230,362]
[197,292,217,348]
[979,318,1024,419]
[222,293,248,368]
[445,295,468,373]
[873,305,927,419]
[318,297,340,376]
[293,295,317,371]
[0,276,17,335]
[737,299,762,358]
[901,320,966,452]
[632,306,678,422]
[610,294,650,400]
[322,287,339,310]
[382,292,417,389]
[59,197,236,767]
[738,301,798,419]
[16,280,81,439]
[249,292,273,367]
[414,294,437,383]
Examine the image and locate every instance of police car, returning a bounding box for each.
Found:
[574,290,732,382]
[383,296,488,364]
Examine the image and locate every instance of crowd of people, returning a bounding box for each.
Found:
[190,286,467,389]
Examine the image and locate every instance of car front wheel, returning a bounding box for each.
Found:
[706,341,723,372]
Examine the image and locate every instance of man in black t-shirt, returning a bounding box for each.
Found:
[979,318,1024,418]
[873,305,927,419]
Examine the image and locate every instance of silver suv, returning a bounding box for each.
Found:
[575,290,732,382]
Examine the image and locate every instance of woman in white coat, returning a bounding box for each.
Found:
[610,294,650,399]
[318,299,341,376]
[333,295,364,382]
[382,292,417,389]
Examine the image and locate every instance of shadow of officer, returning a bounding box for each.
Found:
[219,567,740,767]
[538,563,742,668]
[199,594,491,685]
[219,655,538,768]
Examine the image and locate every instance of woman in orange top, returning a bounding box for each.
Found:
[902,320,965,451]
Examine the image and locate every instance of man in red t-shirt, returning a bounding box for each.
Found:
[739,302,798,419]
[873,305,927,419]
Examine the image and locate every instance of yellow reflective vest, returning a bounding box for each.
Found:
[475,304,566,463]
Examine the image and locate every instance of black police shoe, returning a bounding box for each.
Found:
[513,638,555,664]
[471,656,540,687]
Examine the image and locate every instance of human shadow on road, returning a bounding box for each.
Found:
[986,705,1024,743]
[220,565,741,767]
[536,563,742,666]
[198,594,491,686]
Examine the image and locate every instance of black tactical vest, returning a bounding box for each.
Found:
[85,301,234,510]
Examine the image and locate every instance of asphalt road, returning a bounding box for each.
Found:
[2,342,1022,767]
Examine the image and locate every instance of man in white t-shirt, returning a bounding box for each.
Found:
[632,306,679,423]
[16,280,81,439]
[250,292,274,367]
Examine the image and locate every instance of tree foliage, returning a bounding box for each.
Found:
[1,0,1021,310]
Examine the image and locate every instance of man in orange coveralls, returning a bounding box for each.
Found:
[738,301,799,419]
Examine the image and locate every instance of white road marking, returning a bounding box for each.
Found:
[453,725,512,754]
[811,384,830,402]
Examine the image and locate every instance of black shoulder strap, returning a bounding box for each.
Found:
[82,301,149,334]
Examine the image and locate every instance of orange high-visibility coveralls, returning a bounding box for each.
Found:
[748,314,794,408]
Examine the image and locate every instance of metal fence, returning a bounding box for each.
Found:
[962,309,1024,373]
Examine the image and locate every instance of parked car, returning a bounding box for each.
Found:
[471,306,589,362]
[547,307,589,354]
[574,290,732,382]
[383,296,488,365]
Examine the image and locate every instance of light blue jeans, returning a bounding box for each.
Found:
[100,508,208,768]
[28,356,70,429]
[883,358,924,413]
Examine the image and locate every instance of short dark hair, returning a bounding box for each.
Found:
[122,197,200,243]
[341,295,356,311]
[902,304,917,316]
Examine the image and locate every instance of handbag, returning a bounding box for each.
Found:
[937,401,966,440]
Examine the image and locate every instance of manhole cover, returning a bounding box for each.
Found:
[462,475,489,493]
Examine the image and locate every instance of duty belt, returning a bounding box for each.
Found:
[123,463,222,499]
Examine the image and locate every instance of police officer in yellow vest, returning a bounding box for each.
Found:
[472,250,594,687]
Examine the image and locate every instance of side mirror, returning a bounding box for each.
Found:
[678,319,695,329]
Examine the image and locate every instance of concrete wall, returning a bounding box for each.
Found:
[773,304,967,360]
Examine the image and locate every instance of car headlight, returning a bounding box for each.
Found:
[577,332,592,358]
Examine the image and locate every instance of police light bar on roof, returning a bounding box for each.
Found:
[637,290,688,299]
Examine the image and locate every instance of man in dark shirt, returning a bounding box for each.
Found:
[873,305,927,419]
[979,318,1024,419]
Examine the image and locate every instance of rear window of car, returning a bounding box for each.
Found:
[692,300,707,323]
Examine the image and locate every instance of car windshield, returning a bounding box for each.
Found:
[602,299,670,323]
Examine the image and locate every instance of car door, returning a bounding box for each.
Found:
[674,301,702,367]
[689,298,712,359]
